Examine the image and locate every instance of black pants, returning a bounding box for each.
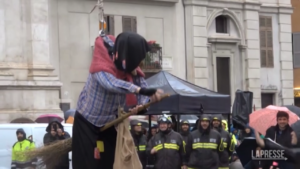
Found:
[72,112,117,169]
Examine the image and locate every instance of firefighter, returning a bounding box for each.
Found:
[130,120,147,169]
[211,115,234,169]
[186,114,224,169]
[146,125,157,169]
[222,120,237,145]
[11,128,37,169]
[147,116,187,169]
[180,120,190,144]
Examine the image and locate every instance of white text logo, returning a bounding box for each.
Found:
[251,150,287,160]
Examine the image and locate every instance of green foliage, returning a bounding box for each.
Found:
[144,53,152,63]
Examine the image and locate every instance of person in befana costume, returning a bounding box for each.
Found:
[72,32,164,169]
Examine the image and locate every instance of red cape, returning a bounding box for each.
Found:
[89,35,145,106]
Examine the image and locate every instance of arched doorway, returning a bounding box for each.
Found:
[11,118,35,123]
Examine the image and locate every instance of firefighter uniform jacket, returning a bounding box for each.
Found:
[180,132,189,146]
[180,121,191,144]
[218,129,235,169]
[186,129,224,169]
[11,139,37,169]
[147,130,186,169]
[131,132,147,169]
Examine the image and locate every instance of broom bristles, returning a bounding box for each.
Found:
[23,138,72,168]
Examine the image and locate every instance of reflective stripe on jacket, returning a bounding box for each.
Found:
[147,130,186,169]
[186,129,223,169]
[132,133,147,168]
[180,132,190,147]
[11,139,37,169]
[230,133,237,145]
[218,129,235,169]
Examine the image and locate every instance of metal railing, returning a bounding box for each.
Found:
[141,47,162,72]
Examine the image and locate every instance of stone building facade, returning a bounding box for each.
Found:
[292,0,300,106]
[184,0,294,110]
[0,0,295,123]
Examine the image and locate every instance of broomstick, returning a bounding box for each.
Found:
[100,94,168,131]
[23,94,169,168]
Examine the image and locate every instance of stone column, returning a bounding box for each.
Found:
[28,0,57,80]
[0,0,62,123]
[239,45,247,91]
[278,7,294,105]
[243,3,262,109]
[184,1,209,88]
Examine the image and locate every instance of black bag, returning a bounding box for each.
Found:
[232,90,253,129]
[264,138,297,163]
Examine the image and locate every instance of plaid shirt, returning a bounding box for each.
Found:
[76,71,149,127]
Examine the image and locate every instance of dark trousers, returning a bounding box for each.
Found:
[72,112,117,169]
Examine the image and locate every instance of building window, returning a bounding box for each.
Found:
[216,15,228,33]
[104,15,115,35]
[261,93,274,108]
[259,16,274,68]
[122,16,137,32]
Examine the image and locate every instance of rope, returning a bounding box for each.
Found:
[90,0,106,36]
[98,0,105,36]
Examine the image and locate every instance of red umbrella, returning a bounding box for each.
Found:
[35,114,64,123]
[249,105,299,135]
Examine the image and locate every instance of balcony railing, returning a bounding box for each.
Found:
[141,46,162,72]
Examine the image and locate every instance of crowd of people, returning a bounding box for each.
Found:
[130,111,297,169]
[11,120,71,169]
[9,30,299,169]
[10,110,297,169]
[130,114,236,169]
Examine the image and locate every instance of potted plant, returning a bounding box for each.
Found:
[148,40,161,53]
[144,53,152,63]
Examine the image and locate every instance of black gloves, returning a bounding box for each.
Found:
[139,88,157,96]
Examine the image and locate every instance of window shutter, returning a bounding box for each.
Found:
[108,15,115,35]
[267,50,274,67]
[104,15,115,35]
[266,17,273,67]
[261,50,267,67]
[266,17,272,28]
[267,31,273,48]
[259,16,274,68]
[132,17,137,33]
[293,32,300,68]
[259,17,265,27]
[123,17,132,32]
[260,31,266,47]
[122,16,137,33]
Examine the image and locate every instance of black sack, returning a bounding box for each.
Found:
[264,138,296,163]
[232,90,253,129]
[289,148,300,167]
